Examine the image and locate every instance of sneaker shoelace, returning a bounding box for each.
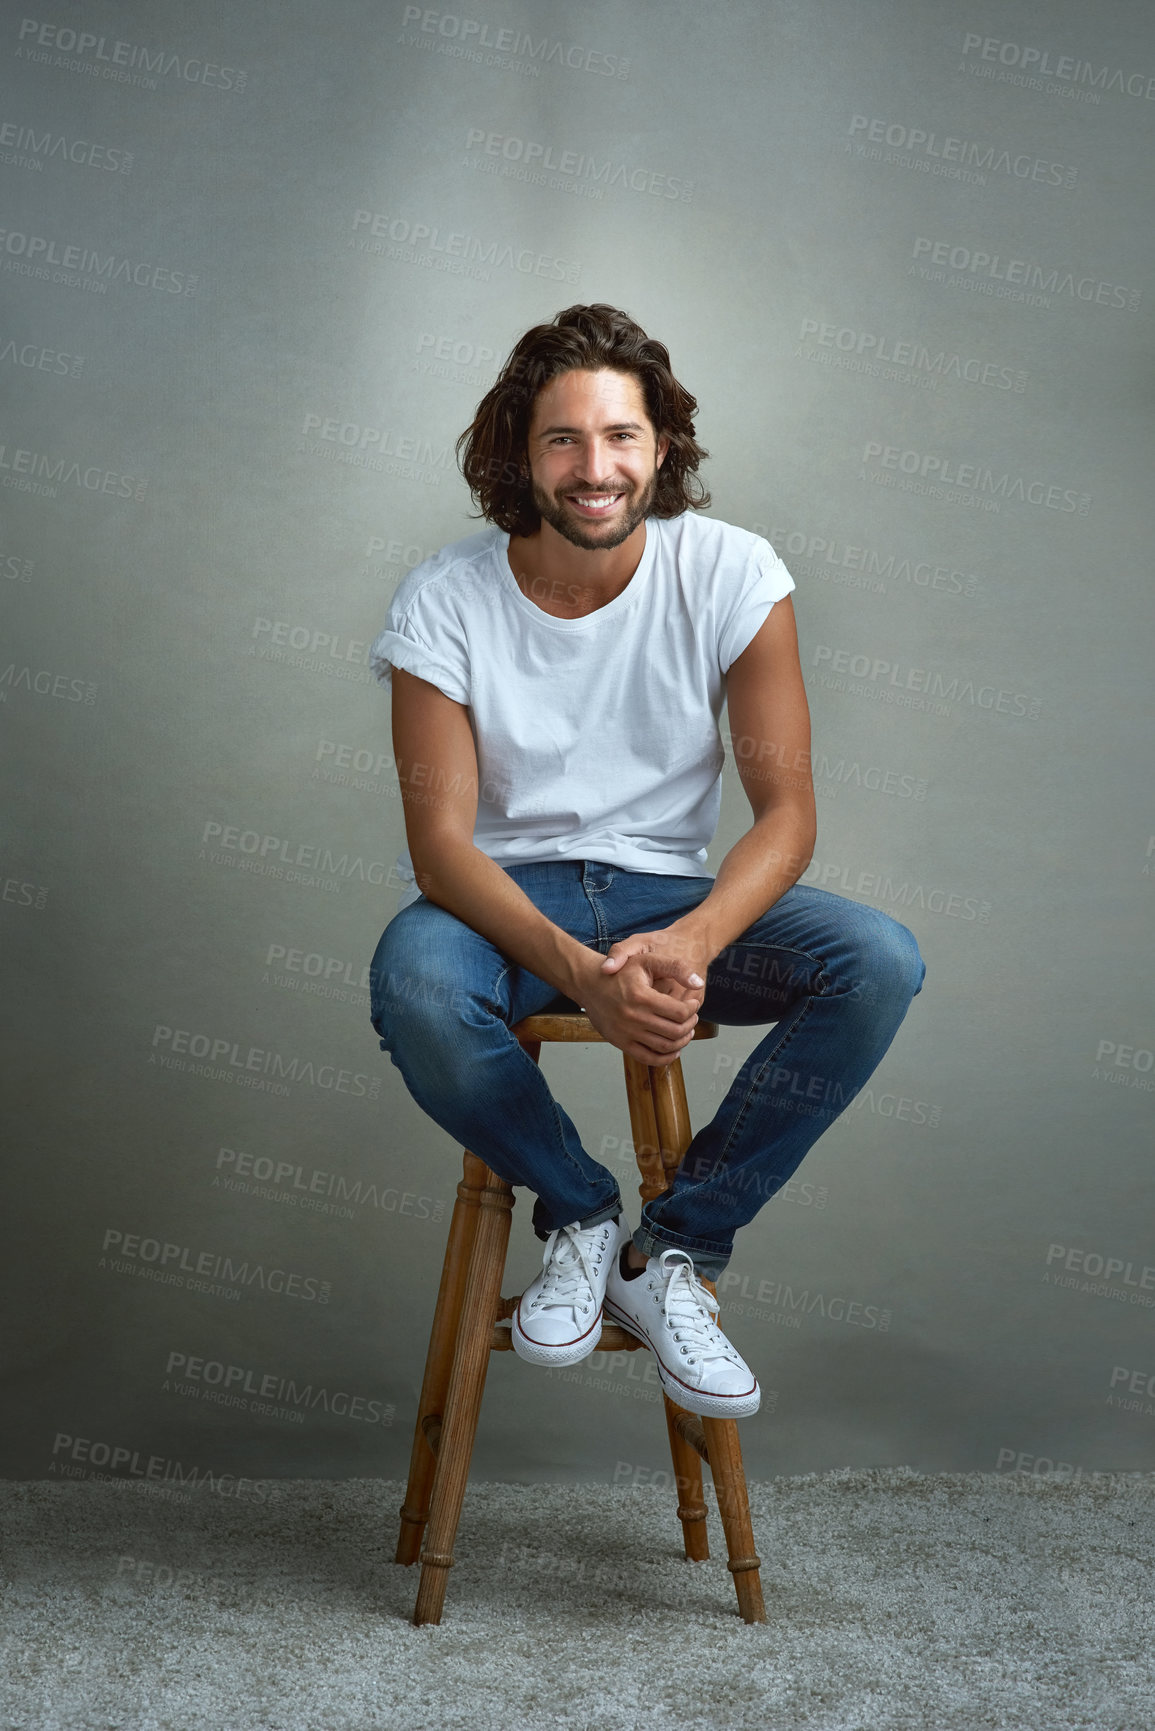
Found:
[532,1222,610,1317]
[656,1249,742,1370]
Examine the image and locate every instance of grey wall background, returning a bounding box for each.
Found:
[3,0,1152,1499]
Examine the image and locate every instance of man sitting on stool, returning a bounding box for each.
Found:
[368,303,926,1420]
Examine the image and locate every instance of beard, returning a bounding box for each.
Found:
[530,468,660,552]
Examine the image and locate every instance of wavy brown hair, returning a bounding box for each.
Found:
[457,304,711,535]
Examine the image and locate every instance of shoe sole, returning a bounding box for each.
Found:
[510,1306,603,1367]
[603,1297,761,1419]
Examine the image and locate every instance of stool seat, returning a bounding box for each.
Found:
[395,1007,766,1626]
[510,1010,719,1044]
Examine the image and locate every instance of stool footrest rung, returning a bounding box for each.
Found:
[671,1410,709,1462]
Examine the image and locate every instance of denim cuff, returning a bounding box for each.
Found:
[532,1192,623,1242]
[631,1222,730,1282]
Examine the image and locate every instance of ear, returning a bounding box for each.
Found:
[655,433,670,469]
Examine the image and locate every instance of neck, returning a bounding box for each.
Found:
[507,520,648,617]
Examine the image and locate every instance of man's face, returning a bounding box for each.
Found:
[523,368,669,551]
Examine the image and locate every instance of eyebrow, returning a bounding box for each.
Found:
[534,420,648,437]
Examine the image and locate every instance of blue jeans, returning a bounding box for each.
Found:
[369,861,925,1279]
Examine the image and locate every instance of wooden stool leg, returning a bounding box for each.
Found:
[649,1058,694,1189]
[649,1062,766,1618]
[702,1414,767,1624]
[622,1054,672,1204]
[623,1052,713,1557]
[662,1394,710,1561]
[413,1158,514,1626]
[395,1153,488,1565]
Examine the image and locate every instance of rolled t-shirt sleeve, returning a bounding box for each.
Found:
[717,538,796,674]
[368,579,471,706]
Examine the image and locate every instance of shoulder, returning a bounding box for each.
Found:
[388,527,504,619]
[652,512,781,578]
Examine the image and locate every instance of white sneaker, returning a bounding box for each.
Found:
[511,1214,629,1367]
[604,1247,760,1418]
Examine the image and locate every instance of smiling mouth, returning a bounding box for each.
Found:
[566,492,625,515]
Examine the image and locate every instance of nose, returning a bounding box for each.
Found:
[570,437,623,484]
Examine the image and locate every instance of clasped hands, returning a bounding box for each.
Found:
[578,924,713,1066]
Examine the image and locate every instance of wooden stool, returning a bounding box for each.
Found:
[394,1011,767,1626]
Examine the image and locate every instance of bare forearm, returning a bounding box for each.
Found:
[412,839,597,1002]
[674,806,816,963]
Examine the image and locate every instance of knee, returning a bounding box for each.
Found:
[368,913,499,1091]
[368,914,461,1045]
[865,912,925,1006]
[838,908,925,1010]
[370,949,467,1048]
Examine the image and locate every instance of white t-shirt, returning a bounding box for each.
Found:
[370,512,795,909]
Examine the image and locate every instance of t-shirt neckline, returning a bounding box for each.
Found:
[495,519,658,629]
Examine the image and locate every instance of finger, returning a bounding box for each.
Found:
[638,958,706,992]
[640,991,700,1025]
[630,1032,695,1065]
[601,939,651,972]
[633,1003,696,1038]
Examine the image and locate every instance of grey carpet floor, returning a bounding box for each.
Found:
[1,1469,1152,1730]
